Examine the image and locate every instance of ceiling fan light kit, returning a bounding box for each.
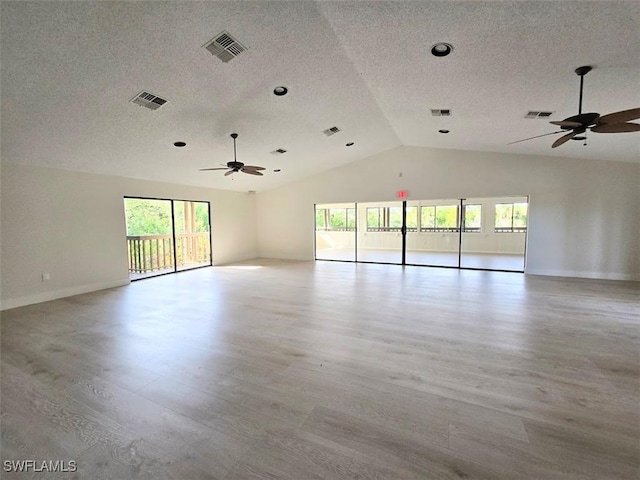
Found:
[510,66,640,148]
[199,133,266,176]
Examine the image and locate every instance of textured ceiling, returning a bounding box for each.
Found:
[1,1,639,192]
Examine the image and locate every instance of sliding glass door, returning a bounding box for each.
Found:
[356,201,403,264]
[405,199,461,267]
[315,203,356,261]
[174,200,212,271]
[124,197,212,280]
[124,198,174,279]
[314,196,528,272]
[460,196,527,271]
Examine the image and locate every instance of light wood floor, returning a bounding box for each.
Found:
[1,259,638,479]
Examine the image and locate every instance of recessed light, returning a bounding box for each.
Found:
[273,169,281,172]
[438,129,450,134]
[346,142,354,147]
[273,86,288,96]
[173,141,186,147]
[431,43,453,57]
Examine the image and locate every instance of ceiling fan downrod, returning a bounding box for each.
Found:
[231,133,238,162]
[575,66,592,115]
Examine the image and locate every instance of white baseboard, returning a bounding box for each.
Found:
[257,252,313,261]
[0,278,131,311]
[525,268,640,282]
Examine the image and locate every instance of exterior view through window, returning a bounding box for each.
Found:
[315,196,528,272]
[124,197,212,280]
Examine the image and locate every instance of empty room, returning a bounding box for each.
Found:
[1,1,638,479]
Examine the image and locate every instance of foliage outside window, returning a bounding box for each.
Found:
[315,209,327,230]
[125,198,209,235]
[420,205,459,232]
[495,202,528,233]
[405,206,418,232]
[463,204,481,232]
[316,208,356,231]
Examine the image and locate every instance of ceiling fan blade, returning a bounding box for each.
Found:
[508,130,564,145]
[552,130,581,148]
[550,120,581,128]
[199,167,229,171]
[591,122,640,133]
[243,165,266,170]
[224,170,235,176]
[597,108,640,125]
[241,168,263,176]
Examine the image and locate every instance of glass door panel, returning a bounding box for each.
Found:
[356,201,403,264]
[405,199,460,267]
[315,203,356,261]
[173,200,212,271]
[124,198,175,280]
[460,196,527,271]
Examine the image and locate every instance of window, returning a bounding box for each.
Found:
[366,207,417,232]
[495,202,528,233]
[366,207,382,230]
[463,204,482,232]
[406,206,418,232]
[389,206,403,230]
[420,205,459,232]
[315,208,327,230]
[316,208,355,231]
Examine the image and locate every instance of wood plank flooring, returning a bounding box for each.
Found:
[1,259,638,479]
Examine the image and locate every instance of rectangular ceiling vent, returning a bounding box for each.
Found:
[323,126,341,136]
[203,31,247,63]
[270,148,287,156]
[525,111,554,119]
[431,109,451,117]
[130,91,168,110]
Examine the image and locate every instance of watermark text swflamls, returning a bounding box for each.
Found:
[3,460,77,473]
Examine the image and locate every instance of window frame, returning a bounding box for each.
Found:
[316,207,356,231]
[462,203,482,233]
[494,202,528,233]
[419,205,460,233]
[366,206,416,232]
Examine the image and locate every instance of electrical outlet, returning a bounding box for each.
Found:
[42,273,51,282]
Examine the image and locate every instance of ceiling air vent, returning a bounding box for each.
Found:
[525,111,554,119]
[203,31,247,63]
[130,91,168,110]
[431,109,451,117]
[323,126,341,136]
[270,148,287,156]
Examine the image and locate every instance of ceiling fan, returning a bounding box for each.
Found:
[199,133,266,176]
[510,66,640,148]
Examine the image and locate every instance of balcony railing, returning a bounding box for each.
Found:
[127,233,210,274]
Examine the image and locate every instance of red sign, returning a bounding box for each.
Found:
[396,190,408,199]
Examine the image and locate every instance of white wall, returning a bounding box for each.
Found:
[257,146,640,280]
[0,164,258,310]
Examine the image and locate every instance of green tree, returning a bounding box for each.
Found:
[124,199,172,235]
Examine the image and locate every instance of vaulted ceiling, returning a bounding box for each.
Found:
[1,1,639,192]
